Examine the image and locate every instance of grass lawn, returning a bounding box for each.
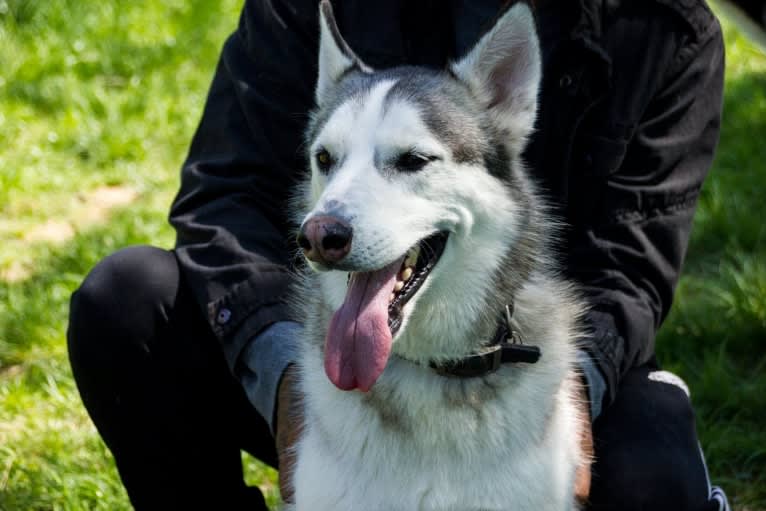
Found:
[1,1,764,510]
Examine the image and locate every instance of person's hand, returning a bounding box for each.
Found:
[574,376,594,505]
[276,364,303,504]
[236,321,303,501]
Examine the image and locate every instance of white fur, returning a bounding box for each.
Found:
[285,3,585,510]
[290,279,584,511]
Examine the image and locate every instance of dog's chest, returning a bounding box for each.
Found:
[291,351,579,511]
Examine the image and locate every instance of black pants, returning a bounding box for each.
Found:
[68,246,721,510]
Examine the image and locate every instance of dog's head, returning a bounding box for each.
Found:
[298,0,542,391]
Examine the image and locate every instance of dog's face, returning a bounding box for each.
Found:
[298,1,541,392]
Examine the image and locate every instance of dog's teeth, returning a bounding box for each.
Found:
[389,293,395,303]
[394,281,404,292]
[401,267,413,281]
[404,247,419,268]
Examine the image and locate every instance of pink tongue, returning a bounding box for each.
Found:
[325,258,404,392]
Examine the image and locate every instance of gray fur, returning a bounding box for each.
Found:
[306,66,528,183]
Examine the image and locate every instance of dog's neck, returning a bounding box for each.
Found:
[395,300,541,378]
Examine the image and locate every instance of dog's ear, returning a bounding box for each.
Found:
[316,0,371,106]
[450,2,541,150]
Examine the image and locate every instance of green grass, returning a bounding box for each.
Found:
[0,0,764,509]
[0,1,280,509]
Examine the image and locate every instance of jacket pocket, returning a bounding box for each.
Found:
[576,134,628,178]
[568,133,629,225]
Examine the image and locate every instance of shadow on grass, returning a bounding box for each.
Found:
[0,0,42,25]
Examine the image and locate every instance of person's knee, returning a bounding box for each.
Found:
[68,245,179,361]
[590,443,704,510]
[589,369,710,511]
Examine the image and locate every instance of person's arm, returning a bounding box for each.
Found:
[169,0,318,396]
[571,16,725,412]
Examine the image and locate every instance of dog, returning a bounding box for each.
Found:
[286,1,589,509]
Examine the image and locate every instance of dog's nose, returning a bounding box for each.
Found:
[297,215,353,264]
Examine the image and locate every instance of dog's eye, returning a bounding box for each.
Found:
[395,151,434,172]
[315,149,334,173]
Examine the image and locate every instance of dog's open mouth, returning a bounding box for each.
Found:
[324,232,449,392]
[386,232,449,336]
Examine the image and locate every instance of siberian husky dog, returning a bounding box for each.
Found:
[287,1,587,509]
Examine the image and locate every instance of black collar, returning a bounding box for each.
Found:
[428,304,542,378]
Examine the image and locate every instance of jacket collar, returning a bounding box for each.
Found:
[573,0,603,39]
[571,0,609,61]
[565,0,612,96]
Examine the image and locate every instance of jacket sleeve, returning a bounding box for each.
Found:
[169,0,318,371]
[569,17,725,407]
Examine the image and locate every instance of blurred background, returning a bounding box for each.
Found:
[0,0,764,509]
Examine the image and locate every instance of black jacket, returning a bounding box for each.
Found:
[169,0,724,406]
